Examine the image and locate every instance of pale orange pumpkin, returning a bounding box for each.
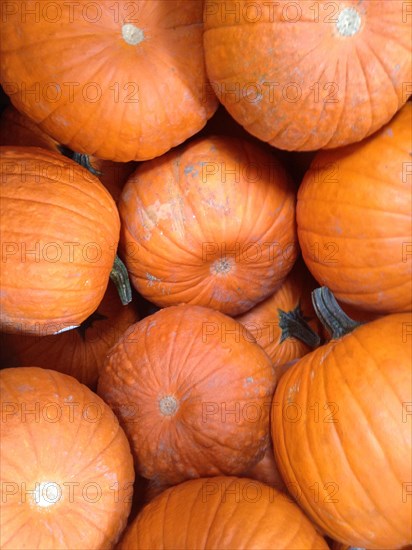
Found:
[0,146,121,335]
[0,367,135,549]
[297,102,412,314]
[0,1,218,161]
[98,304,278,486]
[0,105,136,201]
[119,135,298,316]
[272,290,412,548]
[118,477,329,549]
[0,281,139,389]
[203,0,411,151]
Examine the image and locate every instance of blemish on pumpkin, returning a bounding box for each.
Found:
[146,272,161,286]
[245,377,254,384]
[32,481,61,508]
[159,395,179,416]
[336,7,361,36]
[210,256,234,276]
[122,23,144,46]
[384,128,394,138]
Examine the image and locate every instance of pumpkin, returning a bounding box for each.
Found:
[119,135,298,316]
[236,258,321,370]
[297,102,411,314]
[0,367,135,549]
[0,281,139,390]
[0,105,136,202]
[0,146,121,335]
[117,476,329,549]
[203,0,411,151]
[271,288,412,548]
[98,304,278,485]
[0,1,218,162]
[240,442,287,494]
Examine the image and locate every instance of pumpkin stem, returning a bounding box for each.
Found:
[110,255,132,305]
[71,152,102,176]
[278,305,321,348]
[311,287,361,339]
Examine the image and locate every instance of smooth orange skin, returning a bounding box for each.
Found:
[0,281,139,389]
[117,477,329,549]
[203,0,411,151]
[98,304,278,485]
[297,103,412,314]
[119,135,298,316]
[0,367,135,549]
[0,1,218,162]
[271,313,412,548]
[0,105,137,202]
[236,258,321,368]
[0,146,120,335]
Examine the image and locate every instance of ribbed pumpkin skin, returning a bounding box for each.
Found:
[98,304,277,485]
[118,477,329,549]
[272,313,412,549]
[0,282,139,389]
[119,135,297,316]
[0,147,120,335]
[236,259,320,368]
[297,103,411,314]
[0,1,218,162]
[203,0,411,151]
[0,105,137,202]
[0,367,135,549]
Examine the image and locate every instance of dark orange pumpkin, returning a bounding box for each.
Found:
[297,102,411,314]
[119,135,298,316]
[118,477,329,549]
[0,367,135,549]
[203,0,411,151]
[236,258,321,370]
[240,442,287,494]
[0,105,136,202]
[0,147,120,335]
[0,1,218,161]
[98,304,278,485]
[0,281,139,389]
[272,291,412,548]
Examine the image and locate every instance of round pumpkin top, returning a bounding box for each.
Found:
[272,312,412,548]
[118,476,329,549]
[0,367,134,549]
[0,0,218,161]
[0,146,120,335]
[98,304,278,485]
[203,0,411,151]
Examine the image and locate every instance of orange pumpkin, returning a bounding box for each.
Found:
[236,258,321,370]
[240,443,287,494]
[297,102,411,314]
[118,477,329,549]
[203,0,411,151]
[0,105,136,202]
[272,290,412,548]
[98,304,278,485]
[0,146,120,335]
[0,367,135,549]
[119,135,298,316]
[0,1,218,161]
[0,281,139,389]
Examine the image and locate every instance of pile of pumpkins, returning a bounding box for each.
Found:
[0,1,411,549]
